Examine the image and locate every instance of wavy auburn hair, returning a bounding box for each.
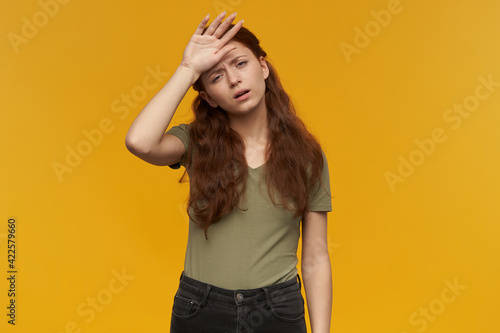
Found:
[182,23,325,239]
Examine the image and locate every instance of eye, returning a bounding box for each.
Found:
[211,61,246,83]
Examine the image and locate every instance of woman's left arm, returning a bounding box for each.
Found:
[301,211,332,333]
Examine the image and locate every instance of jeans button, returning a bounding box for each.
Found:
[236,293,244,301]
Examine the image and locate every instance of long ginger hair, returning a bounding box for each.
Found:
[183,23,325,239]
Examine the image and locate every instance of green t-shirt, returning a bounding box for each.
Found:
[166,123,332,289]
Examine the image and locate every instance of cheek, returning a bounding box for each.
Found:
[255,73,267,92]
[251,67,267,88]
[211,90,227,104]
[205,87,223,100]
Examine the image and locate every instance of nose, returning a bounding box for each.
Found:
[227,69,241,87]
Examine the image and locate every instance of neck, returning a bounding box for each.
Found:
[228,104,269,143]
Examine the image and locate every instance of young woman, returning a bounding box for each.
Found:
[125,11,333,333]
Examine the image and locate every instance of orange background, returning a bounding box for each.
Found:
[1,0,499,332]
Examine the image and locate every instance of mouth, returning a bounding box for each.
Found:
[234,89,250,99]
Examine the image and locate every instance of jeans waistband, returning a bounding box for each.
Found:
[176,271,302,308]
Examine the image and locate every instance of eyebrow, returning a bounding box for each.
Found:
[207,55,247,78]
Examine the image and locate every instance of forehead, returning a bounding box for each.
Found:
[201,41,255,79]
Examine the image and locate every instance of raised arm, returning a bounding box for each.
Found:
[125,11,244,166]
[125,64,198,166]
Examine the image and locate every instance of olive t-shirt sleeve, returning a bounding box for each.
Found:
[308,151,333,212]
[165,123,190,169]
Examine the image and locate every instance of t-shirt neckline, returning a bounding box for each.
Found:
[248,163,265,172]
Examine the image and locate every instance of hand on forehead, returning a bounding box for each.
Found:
[201,41,251,79]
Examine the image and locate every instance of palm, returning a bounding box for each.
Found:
[183,35,224,73]
[181,12,243,76]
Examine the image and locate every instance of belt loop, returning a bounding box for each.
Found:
[261,286,274,309]
[199,284,212,308]
[297,273,302,290]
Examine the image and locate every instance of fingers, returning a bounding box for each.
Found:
[194,11,244,51]
[194,13,210,35]
[219,18,243,44]
[203,11,228,36]
[214,44,237,58]
[212,12,238,39]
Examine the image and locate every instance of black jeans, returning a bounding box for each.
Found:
[170,271,307,333]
